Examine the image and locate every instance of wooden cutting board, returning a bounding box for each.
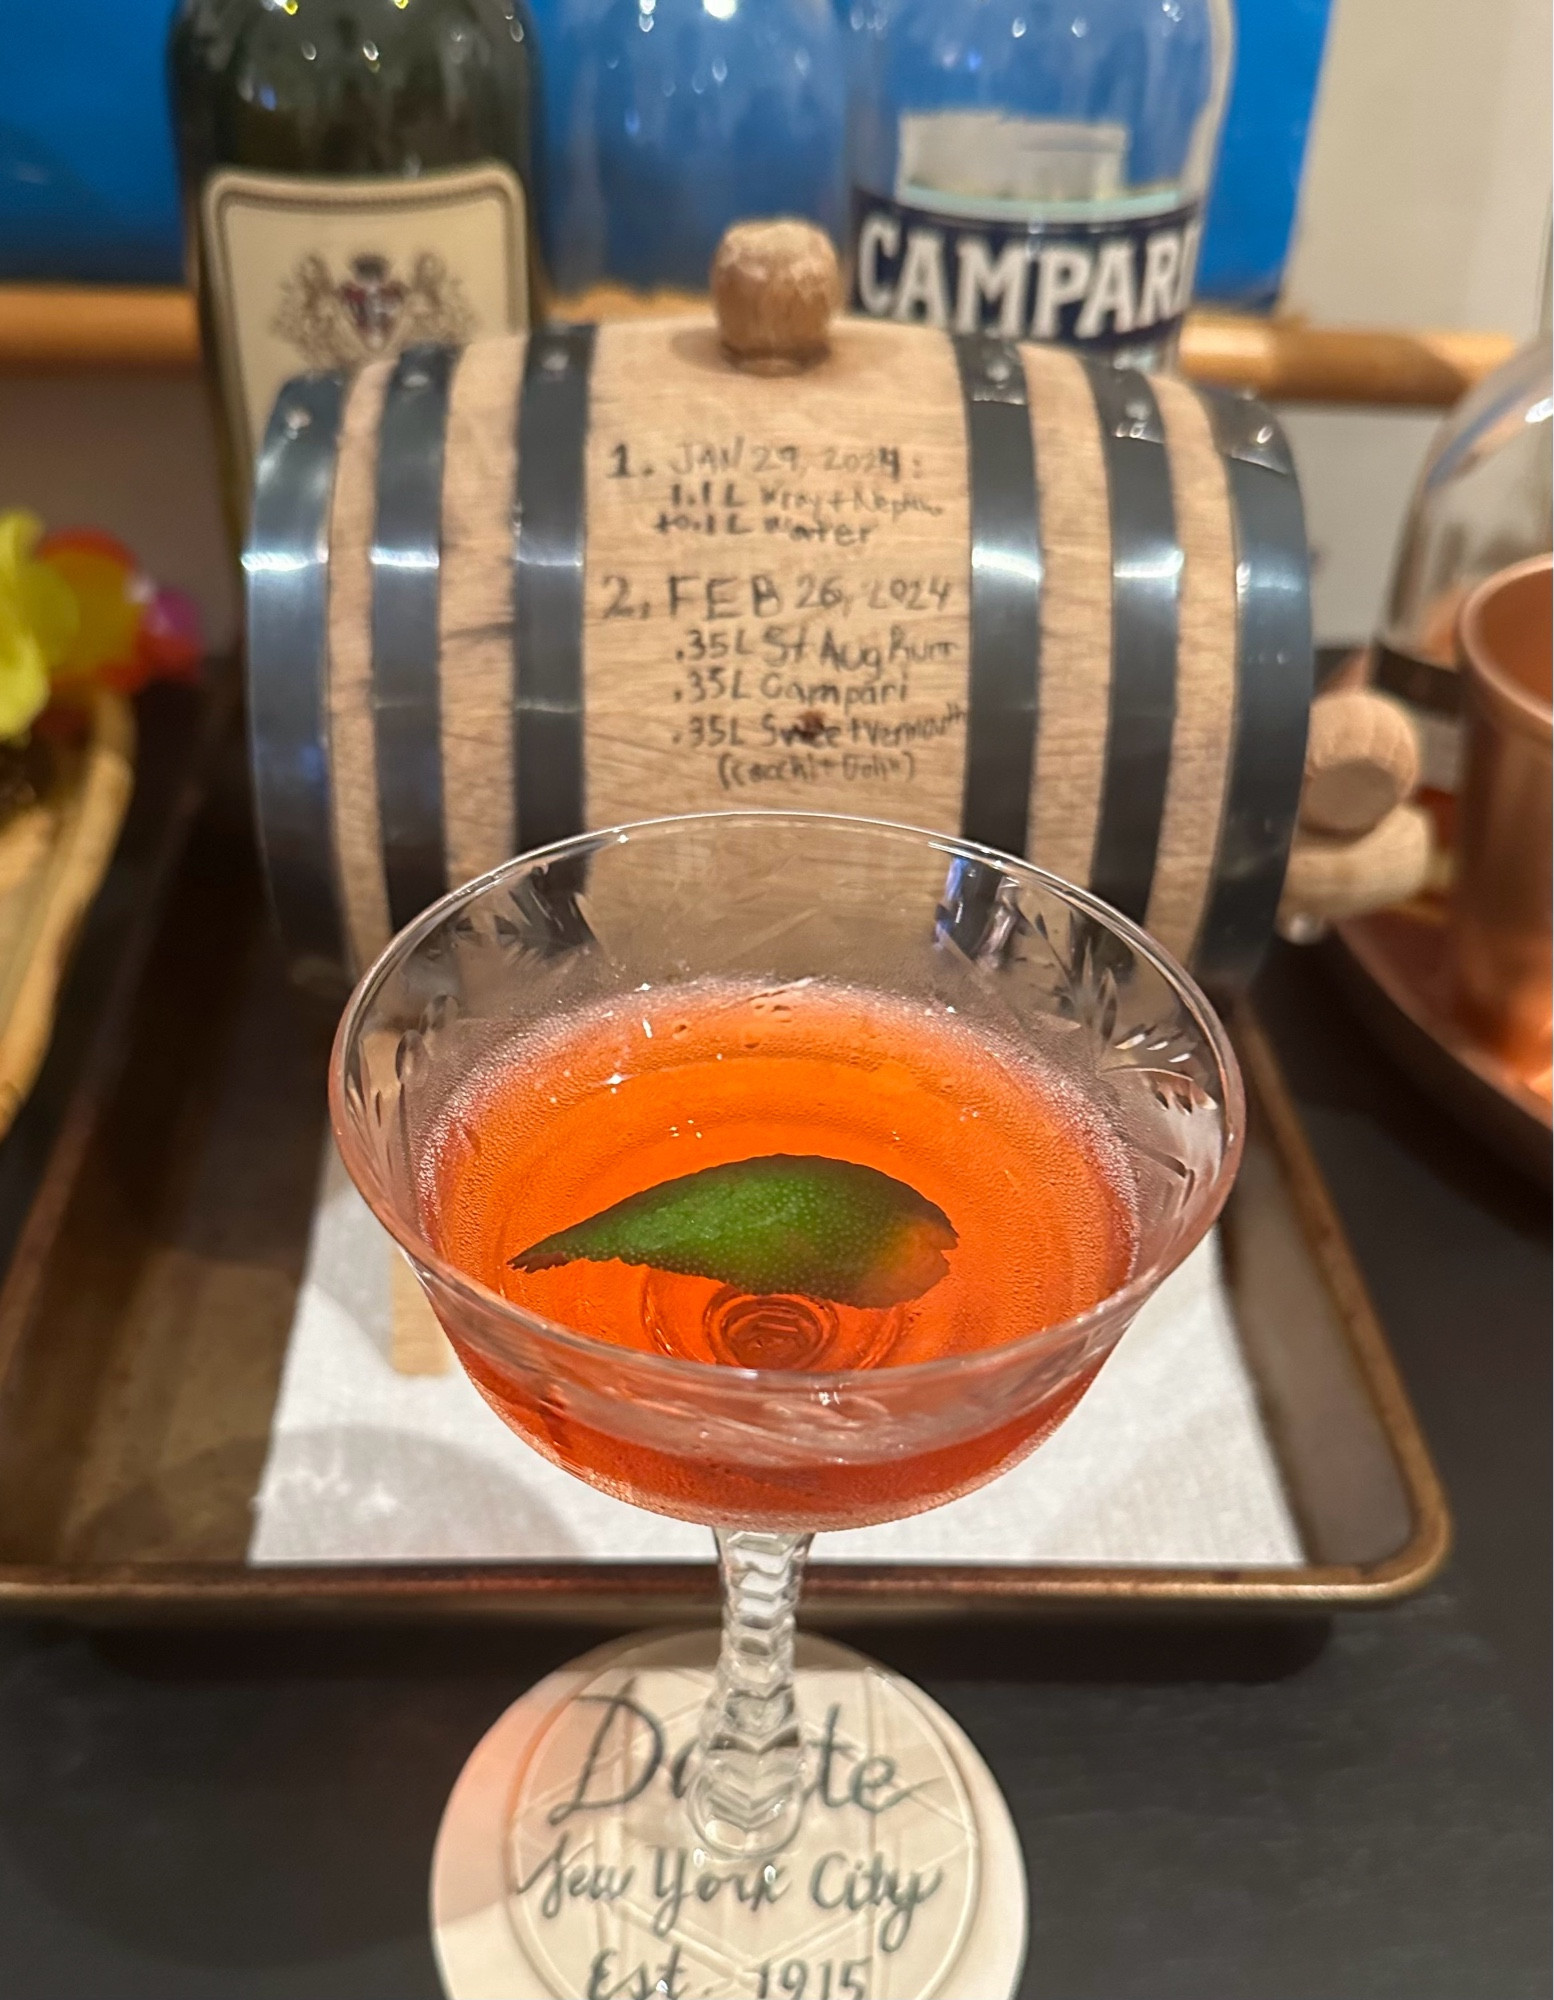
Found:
[0,691,134,1140]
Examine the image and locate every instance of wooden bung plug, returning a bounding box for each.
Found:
[711,219,841,373]
[1299,688,1420,837]
[1279,801,1432,930]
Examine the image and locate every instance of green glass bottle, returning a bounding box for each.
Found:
[169,0,538,522]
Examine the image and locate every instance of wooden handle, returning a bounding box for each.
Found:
[389,1246,452,1375]
[1299,688,1420,838]
[1279,802,1432,929]
[1176,314,1517,407]
[0,281,1517,408]
[0,284,201,370]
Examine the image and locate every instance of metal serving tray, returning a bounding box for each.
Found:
[0,740,1448,1620]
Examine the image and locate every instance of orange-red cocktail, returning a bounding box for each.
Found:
[418,980,1136,1529]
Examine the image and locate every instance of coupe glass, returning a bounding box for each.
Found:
[330,812,1242,1863]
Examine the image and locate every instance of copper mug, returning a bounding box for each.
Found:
[1449,553,1553,1072]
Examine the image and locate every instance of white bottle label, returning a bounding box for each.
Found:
[200,162,529,471]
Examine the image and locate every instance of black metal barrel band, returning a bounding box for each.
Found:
[245,370,351,982]
[951,333,1043,862]
[514,324,595,857]
[1193,390,1313,990]
[371,342,457,934]
[1085,363,1181,926]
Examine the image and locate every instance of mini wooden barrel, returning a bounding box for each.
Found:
[246,315,1311,993]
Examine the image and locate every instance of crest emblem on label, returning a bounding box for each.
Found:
[199,162,527,484]
[271,249,477,369]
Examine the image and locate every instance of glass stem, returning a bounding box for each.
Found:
[689,1528,812,1859]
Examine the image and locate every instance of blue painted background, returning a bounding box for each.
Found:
[1199,0,1335,307]
[0,0,184,284]
[0,0,1332,307]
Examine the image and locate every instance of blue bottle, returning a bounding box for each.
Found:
[533,0,846,300]
[845,0,1233,368]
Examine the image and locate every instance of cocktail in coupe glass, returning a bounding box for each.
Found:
[330,813,1243,1997]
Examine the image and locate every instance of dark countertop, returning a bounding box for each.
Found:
[0,937,1547,2000]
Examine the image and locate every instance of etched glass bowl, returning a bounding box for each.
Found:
[331,812,1243,1535]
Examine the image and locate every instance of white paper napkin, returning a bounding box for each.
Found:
[248,1146,1302,1568]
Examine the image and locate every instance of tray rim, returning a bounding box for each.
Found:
[1330,908,1551,1185]
[0,689,136,1150]
[0,959,1451,1618]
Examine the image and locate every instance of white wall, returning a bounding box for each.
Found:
[1276,0,1551,644]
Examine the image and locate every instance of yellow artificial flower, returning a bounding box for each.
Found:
[0,512,77,740]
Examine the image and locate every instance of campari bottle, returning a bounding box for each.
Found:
[844,0,1233,369]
